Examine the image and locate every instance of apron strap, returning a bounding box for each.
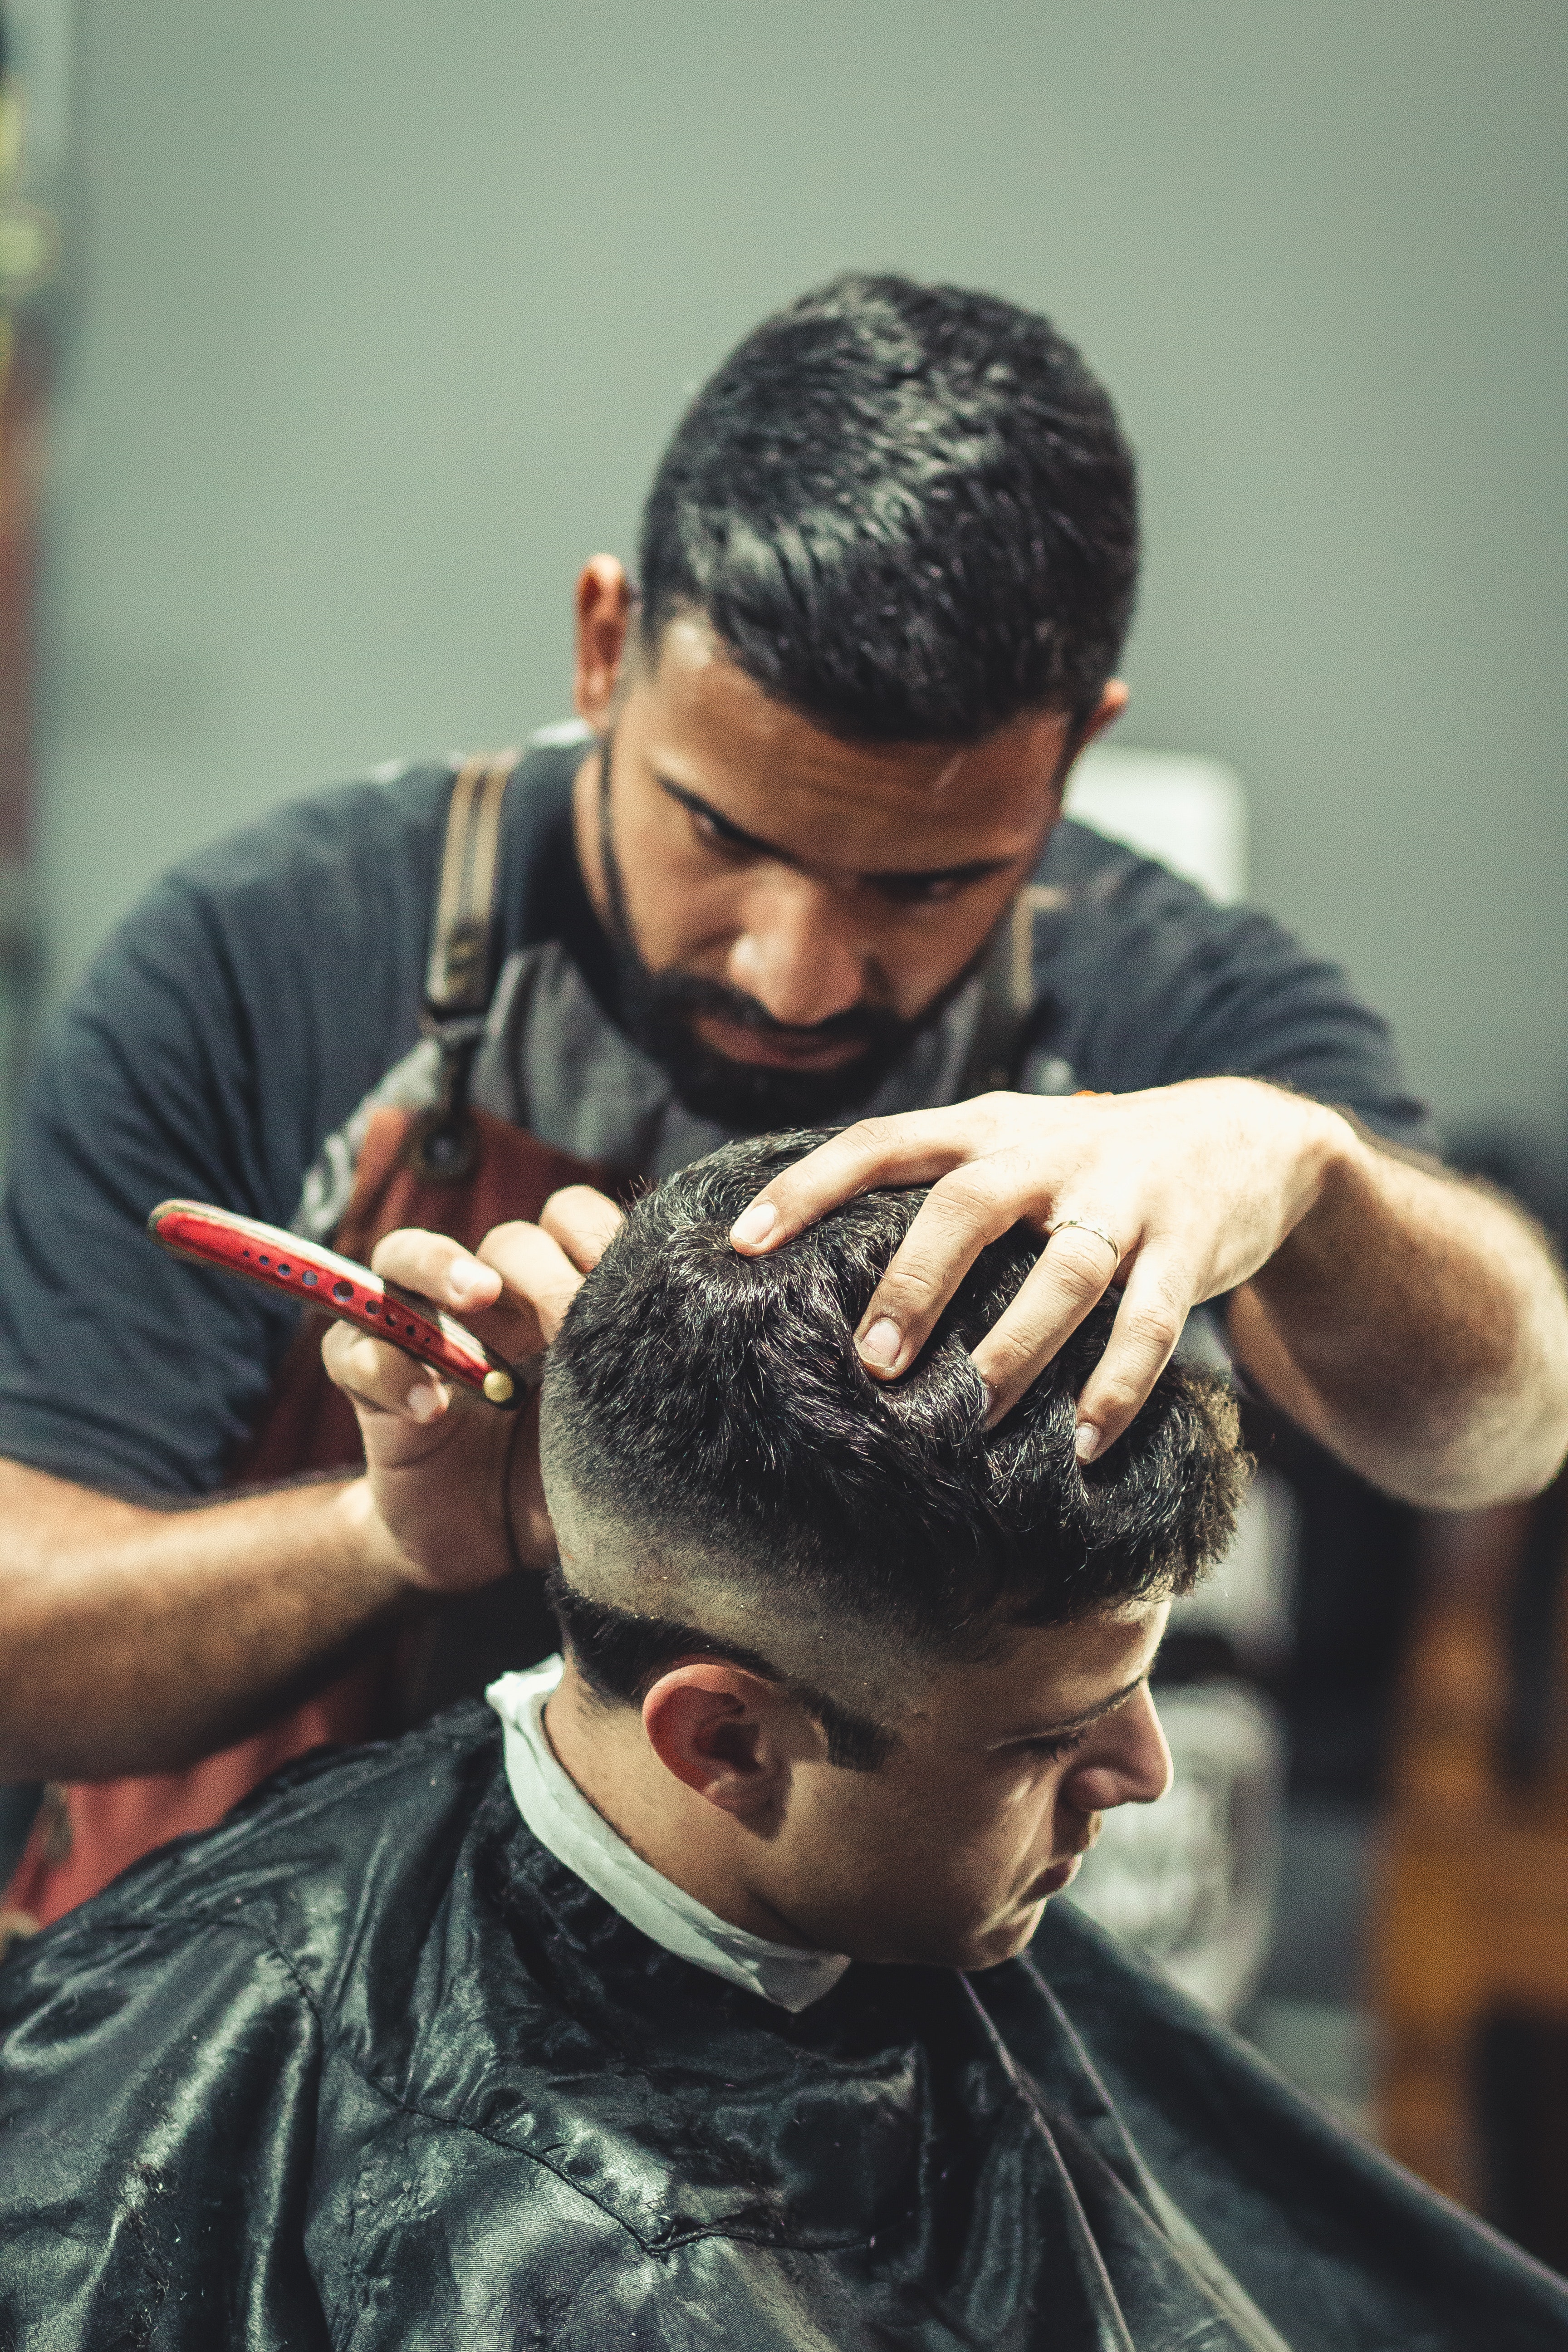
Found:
[405,749,520,1181]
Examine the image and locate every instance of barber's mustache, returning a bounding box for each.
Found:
[650,968,909,1052]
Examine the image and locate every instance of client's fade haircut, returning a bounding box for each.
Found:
[543,1134,1247,1770]
[637,273,1139,743]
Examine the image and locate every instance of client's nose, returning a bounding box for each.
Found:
[1060,1687,1173,1817]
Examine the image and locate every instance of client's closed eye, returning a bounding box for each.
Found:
[1022,1728,1090,1761]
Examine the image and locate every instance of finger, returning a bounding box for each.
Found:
[851,1150,1046,1379]
[969,1227,1125,1424]
[367,1228,502,1317]
[728,1108,991,1254]
[1068,1258,1193,1461]
[476,1220,588,1349]
[539,1184,624,1273]
[321,1318,453,1424]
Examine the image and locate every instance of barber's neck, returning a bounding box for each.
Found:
[542,1655,819,1949]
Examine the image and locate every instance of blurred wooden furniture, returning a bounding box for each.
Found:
[1373,1471,1568,2249]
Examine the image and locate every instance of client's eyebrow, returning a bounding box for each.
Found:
[1001,1672,1148,1746]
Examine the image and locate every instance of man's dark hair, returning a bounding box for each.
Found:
[544,1132,1245,1768]
[637,272,1139,744]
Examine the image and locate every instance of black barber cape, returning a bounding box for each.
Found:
[1,1706,1562,2350]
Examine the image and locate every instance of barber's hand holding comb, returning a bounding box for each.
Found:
[321,1185,626,1590]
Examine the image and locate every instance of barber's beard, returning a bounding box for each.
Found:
[594,747,971,1131]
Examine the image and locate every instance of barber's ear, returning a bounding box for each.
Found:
[1081,676,1129,747]
[1053,677,1130,789]
[573,556,633,728]
[642,1664,797,1818]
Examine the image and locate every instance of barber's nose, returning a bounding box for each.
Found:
[1060,1688,1173,1817]
[727,873,867,1028]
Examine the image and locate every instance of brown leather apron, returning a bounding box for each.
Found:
[4,756,606,1928]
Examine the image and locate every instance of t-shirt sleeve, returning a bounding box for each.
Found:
[0,774,446,1498]
[1031,823,1438,1152]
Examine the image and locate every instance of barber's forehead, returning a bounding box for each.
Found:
[635,616,1069,836]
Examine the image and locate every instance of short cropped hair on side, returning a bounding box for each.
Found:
[542,1133,1247,1768]
[637,273,1139,743]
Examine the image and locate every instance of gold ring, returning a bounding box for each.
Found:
[1046,1214,1121,1264]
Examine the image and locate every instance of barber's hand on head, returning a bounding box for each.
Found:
[321,1184,625,1591]
[728,1079,1344,1456]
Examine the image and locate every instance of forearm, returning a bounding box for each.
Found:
[0,1460,428,1780]
[1232,1119,1568,1508]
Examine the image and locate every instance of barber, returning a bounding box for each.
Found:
[5,274,1566,1927]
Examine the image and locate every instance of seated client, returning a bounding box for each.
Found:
[1,1137,1563,2349]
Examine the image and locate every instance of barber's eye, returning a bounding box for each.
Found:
[691,808,751,854]
[873,874,965,909]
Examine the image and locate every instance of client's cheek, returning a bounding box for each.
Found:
[864,1832,1005,1948]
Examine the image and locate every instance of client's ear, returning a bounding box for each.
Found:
[642,1664,803,1818]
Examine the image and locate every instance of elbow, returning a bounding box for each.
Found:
[1396,1265,1568,1508]
[1453,1408,1568,1510]
[1382,1357,1568,1511]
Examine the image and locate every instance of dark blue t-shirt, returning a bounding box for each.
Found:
[0,739,1433,1500]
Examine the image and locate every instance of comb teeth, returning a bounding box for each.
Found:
[145,1198,520,1409]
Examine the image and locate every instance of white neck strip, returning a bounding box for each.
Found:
[487,1656,852,2014]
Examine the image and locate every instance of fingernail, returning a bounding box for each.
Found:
[407,1384,443,1422]
[1073,1423,1100,1463]
[730,1202,777,1248]
[858,1317,903,1372]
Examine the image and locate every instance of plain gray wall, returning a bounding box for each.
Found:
[36,0,1568,1160]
